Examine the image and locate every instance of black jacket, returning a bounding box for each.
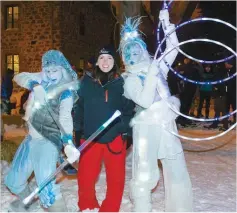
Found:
[73,73,135,144]
[212,66,228,98]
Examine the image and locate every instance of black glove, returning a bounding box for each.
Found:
[121,133,133,150]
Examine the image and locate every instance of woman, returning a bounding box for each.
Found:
[74,45,135,212]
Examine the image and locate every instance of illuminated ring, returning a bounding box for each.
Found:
[154,38,237,122]
[157,19,236,85]
[156,17,236,64]
[153,38,237,140]
[162,122,236,141]
[164,60,237,85]
[183,134,236,152]
[155,5,237,141]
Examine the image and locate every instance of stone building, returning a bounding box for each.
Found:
[1,1,115,77]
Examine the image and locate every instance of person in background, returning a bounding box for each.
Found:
[77,68,84,79]
[177,58,200,127]
[197,65,214,118]
[1,68,14,114]
[84,56,96,77]
[205,63,228,131]
[225,61,236,125]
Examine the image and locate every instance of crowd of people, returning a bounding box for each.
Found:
[168,57,236,131]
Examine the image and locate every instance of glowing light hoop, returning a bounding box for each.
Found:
[154,38,237,122]
[156,17,237,64]
[163,61,237,85]
[153,38,237,140]
[163,122,236,141]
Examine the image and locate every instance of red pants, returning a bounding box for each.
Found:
[77,135,126,212]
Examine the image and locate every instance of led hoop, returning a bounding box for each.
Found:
[155,38,237,122]
[163,122,237,141]
[156,17,237,64]
[157,19,237,85]
[164,61,237,85]
[156,32,237,85]
[155,2,237,141]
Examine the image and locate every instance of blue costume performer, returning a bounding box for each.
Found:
[5,50,80,212]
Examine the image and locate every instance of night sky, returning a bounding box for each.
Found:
[177,1,236,62]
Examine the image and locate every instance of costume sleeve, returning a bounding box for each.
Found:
[13,72,42,90]
[59,90,74,145]
[156,71,171,99]
[123,73,157,108]
[157,24,179,79]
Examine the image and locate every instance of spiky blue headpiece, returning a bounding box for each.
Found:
[119,17,147,54]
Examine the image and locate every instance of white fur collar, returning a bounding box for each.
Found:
[124,61,151,74]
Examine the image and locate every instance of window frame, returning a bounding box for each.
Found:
[6,54,20,75]
[6,5,19,29]
[79,58,85,69]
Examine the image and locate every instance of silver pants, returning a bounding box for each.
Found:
[130,124,193,212]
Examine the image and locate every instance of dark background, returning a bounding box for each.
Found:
[177,1,236,63]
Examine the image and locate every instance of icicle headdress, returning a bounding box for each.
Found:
[119,17,147,54]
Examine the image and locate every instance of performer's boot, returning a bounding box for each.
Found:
[48,198,68,212]
[133,194,152,212]
[9,185,39,212]
[130,179,153,212]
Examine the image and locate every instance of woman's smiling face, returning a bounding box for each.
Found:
[97,54,115,73]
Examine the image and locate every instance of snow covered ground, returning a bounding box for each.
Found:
[1,124,236,212]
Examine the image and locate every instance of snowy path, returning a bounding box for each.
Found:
[1,125,236,212]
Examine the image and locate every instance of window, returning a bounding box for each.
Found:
[79,12,85,36]
[79,58,84,69]
[6,6,19,29]
[7,55,19,74]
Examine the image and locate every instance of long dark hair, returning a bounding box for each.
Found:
[93,61,121,85]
